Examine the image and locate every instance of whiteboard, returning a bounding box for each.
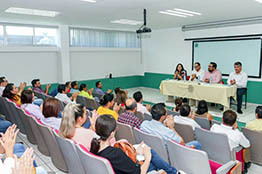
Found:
[193,39,262,78]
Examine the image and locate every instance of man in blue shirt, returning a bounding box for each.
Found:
[140,103,201,149]
[94,81,112,95]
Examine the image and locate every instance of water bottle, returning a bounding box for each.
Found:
[209,77,212,84]
[184,75,186,81]
[197,75,200,83]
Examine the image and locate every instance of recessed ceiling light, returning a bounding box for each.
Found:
[111,19,143,25]
[159,11,187,18]
[174,8,202,16]
[81,0,96,2]
[5,7,59,17]
[166,10,194,17]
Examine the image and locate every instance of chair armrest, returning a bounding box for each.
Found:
[233,146,243,152]
[216,160,238,174]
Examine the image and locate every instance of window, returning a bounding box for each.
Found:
[0,25,4,45]
[70,28,140,48]
[35,27,57,46]
[0,24,58,46]
[6,26,34,45]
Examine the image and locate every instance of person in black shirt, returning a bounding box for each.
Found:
[90,115,180,174]
[174,63,187,80]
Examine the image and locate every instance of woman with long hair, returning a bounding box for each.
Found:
[2,83,26,106]
[90,115,180,174]
[97,93,120,120]
[195,100,213,121]
[174,63,187,80]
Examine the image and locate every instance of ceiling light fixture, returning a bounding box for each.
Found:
[111,19,143,25]
[5,7,59,17]
[80,0,96,2]
[166,10,194,17]
[174,8,202,16]
[159,11,187,18]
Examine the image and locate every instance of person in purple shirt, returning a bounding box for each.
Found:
[94,81,112,95]
[202,62,222,84]
[31,79,51,95]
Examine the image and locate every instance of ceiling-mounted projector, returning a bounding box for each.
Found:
[136,9,152,34]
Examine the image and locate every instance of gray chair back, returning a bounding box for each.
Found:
[27,115,50,156]
[34,91,43,99]
[0,97,15,123]
[17,108,37,144]
[0,96,6,115]
[195,127,233,164]
[92,92,103,100]
[5,100,26,134]
[167,110,180,116]
[167,139,211,174]
[76,96,86,106]
[143,113,152,121]
[195,116,211,130]
[76,144,115,174]
[135,111,144,121]
[174,122,195,143]
[86,98,98,110]
[37,123,68,172]
[53,130,85,174]
[115,121,136,145]
[133,127,169,163]
[242,127,262,165]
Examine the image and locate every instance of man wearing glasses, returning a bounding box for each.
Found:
[203,62,222,84]
[191,62,205,81]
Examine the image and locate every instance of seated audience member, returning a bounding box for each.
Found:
[140,103,201,149]
[195,100,213,121]
[246,106,262,131]
[69,81,79,93]
[174,104,201,130]
[173,98,183,112]
[133,91,151,115]
[202,62,222,84]
[191,62,205,81]
[79,84,94,100]
[55,84,78,104]
[94,81,112,95]
[0,125,45,174]
[90,115,181,174]
[116,90,128,107]
[0,76,8,96]
[31,79,50,95]
[51,81,71,97]
[2,83,26,106]
[114,87,128,96]
[65,81,71,93]
[227,62,248,114]
[211,110,250,150]
[42,98,61,130]
[59,103,99,150]
[118,98,143,129]
[20,90,45,120]
[174,63,187,80]
[97,93,120,120]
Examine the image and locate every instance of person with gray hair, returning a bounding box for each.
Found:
[117,98,143,129]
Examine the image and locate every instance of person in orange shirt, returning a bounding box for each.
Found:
[2,82,26,106]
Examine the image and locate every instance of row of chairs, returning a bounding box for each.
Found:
[115,121,243,174]
[0,97,116,173]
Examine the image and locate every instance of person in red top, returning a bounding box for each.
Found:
[118,98,143,129]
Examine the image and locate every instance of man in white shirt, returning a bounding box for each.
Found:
[191,62,205,81]
[0,77,8,96]
[55,84,78,104]
[174,104,201,130]
[133,91,152,116]
[211,110,250,150]
[227,62,248,114]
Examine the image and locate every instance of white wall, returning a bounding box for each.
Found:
[70,48,143,80]
[142,24,262,76]
[0,47,59,86]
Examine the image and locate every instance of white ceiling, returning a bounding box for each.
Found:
[1,0,262,30]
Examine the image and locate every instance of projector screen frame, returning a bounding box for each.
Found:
[192,37,262,79]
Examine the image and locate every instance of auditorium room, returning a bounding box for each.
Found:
[1,0,262,173]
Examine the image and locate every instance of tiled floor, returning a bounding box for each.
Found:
[12,87,262,173]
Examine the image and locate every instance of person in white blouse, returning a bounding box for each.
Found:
[210,110,250,150]
[227,62,248,114]
[191,62,205,81]
[133,91,152,116]
[55,84,78,104]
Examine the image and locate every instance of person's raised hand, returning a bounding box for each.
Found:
[113,103,120,113]
[165,115,174,129]
[143,144,152,161]
[12,148,35,174]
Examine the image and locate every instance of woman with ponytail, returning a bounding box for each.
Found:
[90,115,181,174]
[97,93,120,120]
